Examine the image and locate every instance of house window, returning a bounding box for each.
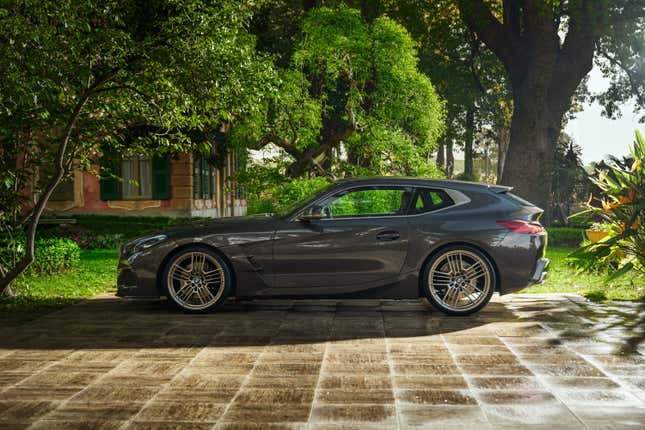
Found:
[234,148,246,200]
[193,152,214,199]
[121,157,152,199]
[100,154,170,201]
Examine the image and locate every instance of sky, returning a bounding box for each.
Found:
[566,66,642,164]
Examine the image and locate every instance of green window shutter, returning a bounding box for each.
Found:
[151,156,170,200]
[99,155,121,201]
[193,153,200,199]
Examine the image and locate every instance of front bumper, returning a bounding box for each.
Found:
[116,240,178,299]
[529,257,549,284]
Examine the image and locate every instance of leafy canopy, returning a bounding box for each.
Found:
[234,4,444,177]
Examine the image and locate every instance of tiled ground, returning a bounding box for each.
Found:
[0,294,644,429]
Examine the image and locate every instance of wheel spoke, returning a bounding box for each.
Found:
[171,270,191,283]
[203,268,223,284]
[463,262,484,281]
[443,286,461,307]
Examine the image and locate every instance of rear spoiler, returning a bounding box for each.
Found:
[488,184,513,194]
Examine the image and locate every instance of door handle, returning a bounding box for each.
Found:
[376,230,400,241]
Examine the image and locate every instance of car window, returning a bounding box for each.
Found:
[411,188,454,214]
[319,186,412,218]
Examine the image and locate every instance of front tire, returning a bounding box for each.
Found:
[162,246,231,313]
[421,245,496,315]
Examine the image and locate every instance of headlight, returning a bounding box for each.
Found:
[122,234,168,256]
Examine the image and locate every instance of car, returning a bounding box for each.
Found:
[117,177,548,315]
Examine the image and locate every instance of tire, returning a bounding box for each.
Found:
[161,246,231,313]
[421,245,496,316]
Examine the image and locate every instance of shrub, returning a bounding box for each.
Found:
[569,131,645,278]
[40,225,124,250]
[547,227,584,247]
[0,236,80,276]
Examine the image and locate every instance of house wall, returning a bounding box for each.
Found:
[44,153,246,218]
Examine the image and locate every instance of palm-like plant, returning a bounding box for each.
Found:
[569,131,644,278]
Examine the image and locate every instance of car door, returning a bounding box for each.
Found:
[271,185,413,294]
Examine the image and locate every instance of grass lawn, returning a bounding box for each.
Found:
[0,249,118,325]
[523,247,645,301]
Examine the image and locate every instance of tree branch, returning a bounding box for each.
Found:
[457,0,522,74]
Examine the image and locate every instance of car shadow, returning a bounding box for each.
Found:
[0,296,528,350]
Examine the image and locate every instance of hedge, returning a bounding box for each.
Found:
[547,227,585,248]
[0,237,80,276]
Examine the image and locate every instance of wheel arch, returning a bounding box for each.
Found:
[417,241,501,297]
[156,243,237,297]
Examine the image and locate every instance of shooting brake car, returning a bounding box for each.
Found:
[117,177,548,315]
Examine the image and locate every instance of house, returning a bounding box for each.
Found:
[44,147,247,218]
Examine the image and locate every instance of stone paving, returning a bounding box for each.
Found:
[0,293,644,429]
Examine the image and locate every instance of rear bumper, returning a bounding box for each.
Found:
[529,257,549,284]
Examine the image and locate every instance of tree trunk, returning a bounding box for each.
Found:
[445,140,455,178]
[463,108,475,179]
[436,141,445,170]
[496,125,509,183]
[500,92,560,216]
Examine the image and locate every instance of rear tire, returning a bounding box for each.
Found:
[161,246,231,313]
[421,245,496,315]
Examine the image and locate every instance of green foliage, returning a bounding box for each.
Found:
[329,189,404,216]
[244,171,332,215]
[546,227,584,248]
[0,0,274,285]
[39,226,124,250]
[524,247,644,301]
[0,237,80,276]
[234,4,444,177]
[569,131,645,278]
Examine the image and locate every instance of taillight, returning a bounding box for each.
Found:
[496,220,544,234]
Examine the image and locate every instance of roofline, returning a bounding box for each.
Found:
[332,176,512,193]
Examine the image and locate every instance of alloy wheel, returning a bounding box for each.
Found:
[427,249,492,313]
[166,251,226,310]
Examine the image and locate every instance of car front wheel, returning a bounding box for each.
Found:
[422,245,496,315]
[162,247,231,312]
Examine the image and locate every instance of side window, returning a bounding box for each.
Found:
[319,186,412,218]
[411,188,454,214]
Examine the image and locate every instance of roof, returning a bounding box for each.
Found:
[332,176,512,194]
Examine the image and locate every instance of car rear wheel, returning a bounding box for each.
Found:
[422,245,496,315]
[162,247,231,312]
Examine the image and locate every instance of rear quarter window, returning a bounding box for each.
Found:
[412,188,454,214]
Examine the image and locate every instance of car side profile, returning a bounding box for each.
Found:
[117,177,548,315]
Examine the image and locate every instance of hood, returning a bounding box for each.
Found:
[160,213,277,241]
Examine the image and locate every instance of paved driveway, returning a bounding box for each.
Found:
[0,294,644,429]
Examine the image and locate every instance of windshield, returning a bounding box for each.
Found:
[273,183,336,218]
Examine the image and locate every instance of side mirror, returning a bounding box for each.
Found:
[298,205,323,222]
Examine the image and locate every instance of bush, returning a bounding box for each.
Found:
[569,131,645,278]
[31,238,81,274]
[0,237,80,276]
[547,227,585,247]
[39,225,124,250]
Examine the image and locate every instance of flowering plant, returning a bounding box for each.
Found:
[569,131,644,278]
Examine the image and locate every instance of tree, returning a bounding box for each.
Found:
[551,133,588,224]
[236,4,444,177]
[377,1,511,180]
[456,0,645,213]
[0,0,273,293]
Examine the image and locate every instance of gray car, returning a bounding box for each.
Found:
[117,177,548,315]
